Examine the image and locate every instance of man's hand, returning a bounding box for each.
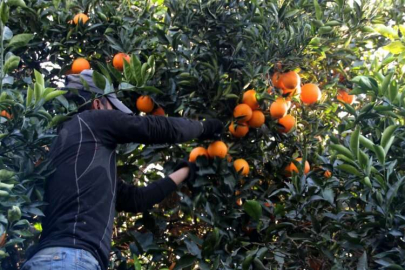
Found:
[169,167,190,185]
[199,119,224,140]
[169,160,197,185]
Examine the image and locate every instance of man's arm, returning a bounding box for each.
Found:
[88,110,204,145]
[115,167,189,213]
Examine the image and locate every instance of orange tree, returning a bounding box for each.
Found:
[1,0,405,269]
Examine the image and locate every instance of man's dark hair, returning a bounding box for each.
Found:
[77,96,110,113]
[64,89,110,113]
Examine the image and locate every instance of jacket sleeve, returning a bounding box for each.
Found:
[115,177,177,213]
[88,110,203,146]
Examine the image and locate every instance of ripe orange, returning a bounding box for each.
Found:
[278,114,295,133]
[300,84,321,105]
[272,72,283,88]
[233,104,253,123]
[152,107,165,116]
[0,110,12,119]
[71,58,90,74]
[113,53,131,71]
[270,97,288,119]
[242,89,259,110]
[229,123,249,138]
[285,158,310,176]
[337,89,355,105]
[136,96,154,113]
[279,71,300,90]
[189,147,209,162]
[247,110,265,128]
[234,158,250,176]
[283,85,301,98]
[73,13,89,25]
[207,141,228,159]
[324,170,332,178]
[236,198,243,206]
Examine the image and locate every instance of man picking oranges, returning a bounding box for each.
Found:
[21,70,223,270]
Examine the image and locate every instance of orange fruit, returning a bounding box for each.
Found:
[235,190,241,196]
[234,158,250,176]
[113,53,131,71]
[0,110,12,119]
[282,85,301,98]
[236,198,243,206]
[136,96,154,113]
[247,110,265,128]
[264,202,271,207]
[285,158,310,176]
[270,97,288,119]
[189,147,209,162]
[279,71,300,90]
[229,123,249,138]
[207,141,228,159]
[71,58,90,74]
[233,104,253,123]
[242,89,259,110]
[152,107,165,116]
[337,89,355,105]
[73,13,89,25]
[324,170,332,178]
[277,114,295,133]
[272,72,283,88]
[300,84,321,105]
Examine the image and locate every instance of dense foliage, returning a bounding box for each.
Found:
[1,0,405,269]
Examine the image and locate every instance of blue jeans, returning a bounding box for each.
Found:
[21,247,101,270]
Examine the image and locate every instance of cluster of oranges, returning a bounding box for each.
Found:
[68,14,165,116]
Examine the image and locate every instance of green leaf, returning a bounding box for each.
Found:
[374,24,399,40]
[337,164,362,176]
[381,72,393,96]
[350,127,360,160]
[44,90,66,102]
[313,0,322,20]
[388,80,398,102]
[243,200,262,221]
[330,144,354,160]
[92,71,107,92]
[48,115,70,128]
[26,86,33,107]
[34,69,44,87]
[381,125,398,153]
[141,86,163,94]
[358,150,369,171]
[2,26,13,41]
[383,41,405,54]
[373,145,385,165]
[7,33,34,49]
[7,206,21,223]
[130,54,142,87]
[359,135,375,151]
[173,254,196,270]
[0,2,9,24]
[285,9,299,18]
[3,55,20,74]
[357,251,368,270]
[34,83,42,104]
[242,255,254,270]
[133,255,142,270]
[7,0,26,7]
